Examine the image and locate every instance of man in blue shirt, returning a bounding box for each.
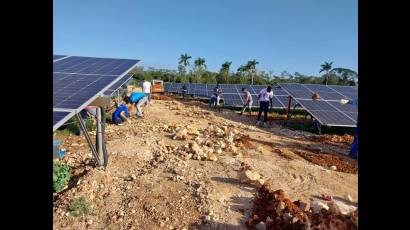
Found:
[112,99,132,125]
[128,91,148,117]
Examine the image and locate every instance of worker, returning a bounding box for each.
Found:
[240,88,253,116]
[215,84,222,106]
[142,79,152,104]
[209,85,222,107]
[112,99,132,125]
[128,91,148,117]
[181,84,187,99]
[256,85,274,127]
[341,98,358,159]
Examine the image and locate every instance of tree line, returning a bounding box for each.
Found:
[130,54,358,86]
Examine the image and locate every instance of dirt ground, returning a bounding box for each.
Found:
[53,95,358,229]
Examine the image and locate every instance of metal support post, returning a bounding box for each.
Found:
[75,113,99,165]
[96,107,104,166]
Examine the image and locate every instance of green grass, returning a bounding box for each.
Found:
[69,196,90,217]
[53,160,71,193]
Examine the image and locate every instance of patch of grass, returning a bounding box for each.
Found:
[69,196,90,217]
[53,161,71,193]
[55,117,96,136]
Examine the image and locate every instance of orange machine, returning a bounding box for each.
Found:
[151,80,164,93]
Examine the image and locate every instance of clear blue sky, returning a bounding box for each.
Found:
[53,0,357,76]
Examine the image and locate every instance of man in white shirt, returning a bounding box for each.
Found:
[257,86,273,127]
[142,79,152,104]
[240,88,253,116]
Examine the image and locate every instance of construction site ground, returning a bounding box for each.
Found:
[53,95,358,230]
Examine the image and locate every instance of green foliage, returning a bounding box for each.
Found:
[137,57,355,86]
[53,161,71,192]
[69,196,90,217]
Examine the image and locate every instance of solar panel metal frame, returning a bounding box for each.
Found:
[103,73,133,96]
[53,109,76,131]
[53,55,140,131]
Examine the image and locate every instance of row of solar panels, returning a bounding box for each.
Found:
[164,82,358,127]
[164,82,295,109]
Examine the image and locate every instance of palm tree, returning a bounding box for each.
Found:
[178,53,191,82]
[221,61,232,70]
[219,61,232,83]
[319,61,333,85]
[194,57,207,69]
[179,53,192,67]
[246,59,259,85]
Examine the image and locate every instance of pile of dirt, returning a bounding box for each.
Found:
[237,135,255,149]
[293,150,358,174]
[246,185,358,230]
[310,134,354,146]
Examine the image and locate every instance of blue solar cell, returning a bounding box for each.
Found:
[273,88,288,96]
[221,88,237,94]
[251,85,265,94]
[327,101,358,113]
[342,92,358,101]
[279,83,307,91]
[310,111,356,126]
[53,111,70,126]
[327,85,357,94]
[222,94,243,106]
[164,82,172,91]
[54,56,140,75]
[287,90,314,99]
[345,112,358,122]
[297,100,337,111]
[104,74,132,95]
[303,84,334,92]
[193,89,208,97]
[276,96,296,108]
[315,92,346,100]
[54,73,121,109]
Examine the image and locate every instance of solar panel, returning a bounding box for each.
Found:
[279,83,357,127]
[53,110,75,129]
[103,74,132,96]
[54,56,140,76]
[222,94,243,106]
[53,55,140,131]
[303,84,335,92]
[327,85,357,94]
[310,111,356,127]
[276,96,296,108]
[327,101,357,112]
[221,87,238,94]
[164,82,172,91]
[193,89,208,97]
[251,85,265,94]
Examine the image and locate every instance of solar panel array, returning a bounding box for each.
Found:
[163,82,291,109]
[53,55,140,131]
[164,82,358,127]
[278,83,358,127]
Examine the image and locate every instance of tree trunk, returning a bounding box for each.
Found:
[325,70,329,85]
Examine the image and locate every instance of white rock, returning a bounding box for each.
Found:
[311,200,329,213]
[330,165,337,171]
